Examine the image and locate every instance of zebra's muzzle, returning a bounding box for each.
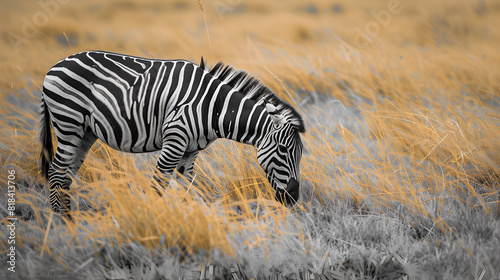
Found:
[274,178,300,206]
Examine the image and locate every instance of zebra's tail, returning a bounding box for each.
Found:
[39,92,53,180]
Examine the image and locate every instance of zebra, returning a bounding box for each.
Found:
[39,51,306,220]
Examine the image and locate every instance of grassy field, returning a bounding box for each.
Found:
[1,0,500,279]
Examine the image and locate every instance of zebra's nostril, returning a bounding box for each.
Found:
[287,178,299,189]
[273,178,300,206]
[286,178,300,204]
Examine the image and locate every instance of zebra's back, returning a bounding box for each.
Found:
[42,51,204,153]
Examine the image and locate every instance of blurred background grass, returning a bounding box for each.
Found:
[1,0,500,279]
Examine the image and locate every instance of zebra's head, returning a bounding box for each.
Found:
[257,103,305,207]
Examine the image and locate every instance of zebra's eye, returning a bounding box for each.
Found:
[278,145,287,153]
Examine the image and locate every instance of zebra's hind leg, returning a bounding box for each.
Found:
[67,130,98,177]
[67,130,98,212]
[48,143,78,221]
[49,130,96,221]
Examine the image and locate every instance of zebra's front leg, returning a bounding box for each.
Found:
[153,130,189,196]
[176,150,200,182]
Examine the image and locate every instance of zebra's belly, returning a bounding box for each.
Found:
[89,113,163,153]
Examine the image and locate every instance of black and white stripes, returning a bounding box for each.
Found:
[39,51,305,218]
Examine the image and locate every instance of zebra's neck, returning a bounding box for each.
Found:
[212,88,273,148]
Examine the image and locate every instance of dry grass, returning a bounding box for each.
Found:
[1,0,500,279]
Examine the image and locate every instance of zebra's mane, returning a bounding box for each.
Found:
[200,57,306,133]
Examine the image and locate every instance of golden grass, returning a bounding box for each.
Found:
[1,0,499,276]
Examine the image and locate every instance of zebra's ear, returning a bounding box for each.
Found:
[200,56,207,70]
[265,103,286,125]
